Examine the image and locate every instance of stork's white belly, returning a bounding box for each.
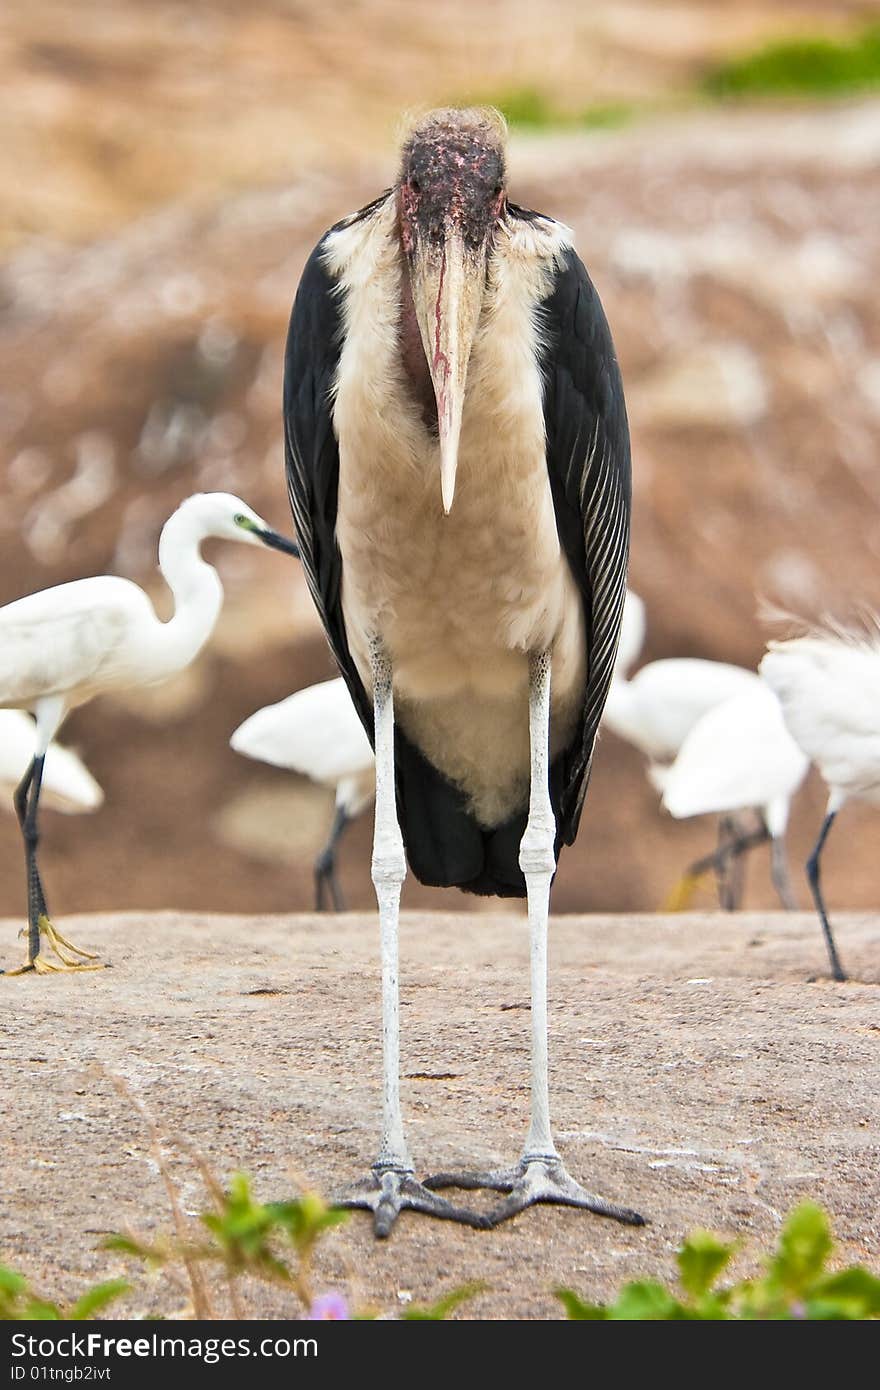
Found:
[327,198,586,825]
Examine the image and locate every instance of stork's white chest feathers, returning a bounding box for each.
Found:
[324,197,586,825]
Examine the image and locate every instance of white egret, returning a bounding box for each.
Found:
[603,656,762,772]
[0,491,298,976]
[658,682,809,911]
[231,678,374,910]
[761,629,880,981]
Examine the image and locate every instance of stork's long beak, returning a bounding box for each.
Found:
[409,228,486,514]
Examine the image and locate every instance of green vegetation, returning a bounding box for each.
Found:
[0,1266,129,1322]
[558,1203,880,1320]
[481,88,635,132]
[704,25,880,100]
[2,1192,878,1320]
[482,23,880,135]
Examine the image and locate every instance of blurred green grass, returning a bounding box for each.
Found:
[478,88,635,132]
[484,24,880,137]
[704,24,880,99]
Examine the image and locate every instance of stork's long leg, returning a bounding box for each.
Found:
[426,651,644,1229]
[806,809,847,982]
[333,639,485,1236]
[314,805,350,912]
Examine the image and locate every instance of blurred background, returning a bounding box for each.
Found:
[1,0,879,919]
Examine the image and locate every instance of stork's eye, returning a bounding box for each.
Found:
[234,513,249,528]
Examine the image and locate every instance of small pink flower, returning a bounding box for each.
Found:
[308,1292,349,1320]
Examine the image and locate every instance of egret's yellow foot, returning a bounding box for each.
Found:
[662,872,702,913]
[6,915,103,975]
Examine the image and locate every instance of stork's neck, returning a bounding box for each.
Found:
[156,506,224,673]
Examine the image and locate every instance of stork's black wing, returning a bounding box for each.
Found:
[283,233,373,735]
[536,235,632,844]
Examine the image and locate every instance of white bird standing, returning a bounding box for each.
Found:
[284,108,641,1234]
[0,710,103,814]
[231,678,375,910]
[0,492,298,976]
[659,682,809,910]
[603,655,764,907]
[760,629,880,981]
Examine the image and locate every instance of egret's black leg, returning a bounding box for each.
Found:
[314,806,350,912]
[13,757,48,917]
[770,835,798,911]
[425,653,645,1230]
[6,753,100,976]
[716,816,739,911]
[333,639,485,1235]
[806,811,846,982]
[666,822,769,912]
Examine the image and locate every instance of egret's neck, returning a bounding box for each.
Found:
[156,508,224,671]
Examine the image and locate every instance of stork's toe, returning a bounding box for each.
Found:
[426,1156,645,1229]
[334,1166,489,1238]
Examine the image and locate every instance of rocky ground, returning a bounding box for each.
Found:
[1,909,878,1319]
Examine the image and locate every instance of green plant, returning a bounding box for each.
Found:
[0,1265,129,1322]
[557,1203,880,1320]
[105,1171,347,1319]
[704,25,880,99]
[479,88,636,132]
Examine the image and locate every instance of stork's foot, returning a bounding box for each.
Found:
[425,1155,645,1229]
[5,915,103,975]
[334,1165,488,1238]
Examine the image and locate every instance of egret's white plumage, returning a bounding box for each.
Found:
[603,657,761,769]
[760,632,880,808]
[0,491,298,975]
[0,710,103,814]
[231,678,375,910]
[760,628,880,979]
[661,683,809,835]
[613,590,646,680]
[659,682,808,911]
[232,678,374,816]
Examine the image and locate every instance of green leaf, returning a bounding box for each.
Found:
[677,1230,736,1298]
[22,1301,62,1320]
[555,1288,608,1320]
[769,1203,833,1295]
[402,1282,485,1320]
[607,1280,685,1320]
[811,1267,880,1317]
[0,1267,28,1297]
[68,1280,131,1321]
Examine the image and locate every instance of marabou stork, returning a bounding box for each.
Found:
[284,108,641,1234]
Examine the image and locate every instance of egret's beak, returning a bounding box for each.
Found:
[409,228,486,514]
[258,528,300,557]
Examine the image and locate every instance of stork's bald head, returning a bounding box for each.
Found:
[396,109,508,514]
[398,108,507,257]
